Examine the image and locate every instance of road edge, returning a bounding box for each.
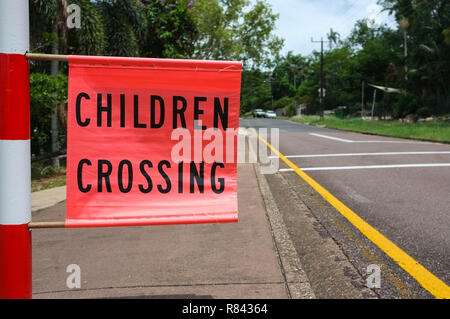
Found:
[285,119,450,144]
[253,163,315,299]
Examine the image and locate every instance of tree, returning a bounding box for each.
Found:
[139,0,198,58]
[240,69,272,114]
[98,0,145,57]
[29,0,202,158]
[327,28,340,50]
[29,73,68,157]
[379,0,450,114]
[30,0,71,166]
[68,0,107,55]
[191,0,283,68]
[270,52,308,100]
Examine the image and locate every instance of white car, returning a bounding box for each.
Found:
[253,108,265,118]
[264,110,277,119]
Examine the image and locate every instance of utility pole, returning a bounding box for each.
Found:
[312,37,330,119]
[290,64,297,89]
[266,71,273,109]
[399,17,409,82]
[51,23,60,168]
[361,80,365,118]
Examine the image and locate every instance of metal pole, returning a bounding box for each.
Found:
[270,74,273,109]
[25,52,69,61]
[404,30,408,81]
[371,89,377,121]
[0,0,32,299]
[320,38,324,119]
[50,24,60,169]
[311,37,331,120]
[361,80,365,118]
[28,222,66,229]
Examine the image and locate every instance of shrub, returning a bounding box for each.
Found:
[416,107,432,119]
[392,93,419,119]
[286,103,296,117]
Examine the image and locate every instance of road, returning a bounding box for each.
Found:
[241,118,450,299]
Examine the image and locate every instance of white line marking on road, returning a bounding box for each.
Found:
[355,140,427,144]
[309,133,354,143]
[308,133,429,144]
[279,163,450,172]
[269,151,450,159]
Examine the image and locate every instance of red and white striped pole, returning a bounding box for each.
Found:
[0,0,32,299]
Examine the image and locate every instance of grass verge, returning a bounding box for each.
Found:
[31,174,66,192]
[290,115,450,143]
[31,164,67,192]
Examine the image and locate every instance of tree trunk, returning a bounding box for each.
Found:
[51,23,60,168]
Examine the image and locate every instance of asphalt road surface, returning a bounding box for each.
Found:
[241,118,450,299]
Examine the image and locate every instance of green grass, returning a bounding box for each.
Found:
[31,164,67,192]
[290,115,450,143]
[31,174,66,192]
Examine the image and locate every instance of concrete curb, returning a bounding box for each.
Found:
[31,185,66,212]
[253,163,315,299]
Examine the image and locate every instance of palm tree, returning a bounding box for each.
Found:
[30,0,109,166]
[327,28,340,50]
[98,0,145,57]
[30,1,70,167]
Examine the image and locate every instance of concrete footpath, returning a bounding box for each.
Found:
[31,163,314,299]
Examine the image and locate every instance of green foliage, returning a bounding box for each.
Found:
[69,0,107,55]
[379,0,450,110]
[191,0,283,68]
[242,0,449,119]
[30,73,68,156]
[240,69,271,114]
[258,1,449,119]
[391,93,418,118]
[29,0,284,158]
[31,0,201,58]
[271,52,307,100]
[141,0,198,58]
[273,96,294,110]
[285,103,296,117]
[416,107,432,119]
[31,163,58,179]
[31,162,67,192]
[98,0,143,56]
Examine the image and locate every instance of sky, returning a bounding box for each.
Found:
[264,0,398,56]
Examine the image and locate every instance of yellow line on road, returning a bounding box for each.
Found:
[252,128,450,299]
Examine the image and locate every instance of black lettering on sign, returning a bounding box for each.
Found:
[118,159,133,193]
[97,93,112,127]
[139,160,153,193]
[134,95,146,128]
[173,96,187,129]
[211,162,225,194]
[214,97,228,130]
[190,161,204,193]
[77,159,92,192]
[120,94,126,127]
[178,161,183,193]
[151,95,165,128]
[158,160,172,193]
[194,97,207,130]
[76,92,90,127]
[98,159,112,192]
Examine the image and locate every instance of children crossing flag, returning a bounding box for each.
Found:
[66,56,242,227]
